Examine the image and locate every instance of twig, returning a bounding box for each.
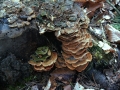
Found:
[92,73,98,87]
[100,23,106,40]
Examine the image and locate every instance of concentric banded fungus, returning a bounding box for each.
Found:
[56,23,92,72]
[28,46,57,72]
[0,0,36,39]
[58,28,92,72]
[37,0,93,72]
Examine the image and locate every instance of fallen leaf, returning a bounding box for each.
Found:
[73,82,95,90]
[73,82,84,90]
[49,68,75,89]
[106,24,120,43]
[50,68,75,81]
[43,79,51,90]
[74,0,105,18]
[31,85,39,90]
[89,27,103,36]
[103,15,111,20]
[98,41,115,53]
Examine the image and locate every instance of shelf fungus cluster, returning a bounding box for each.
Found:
[0,0,36,39]
[56,26,93,72]
[28,46,57,72]
[37,0,93,72]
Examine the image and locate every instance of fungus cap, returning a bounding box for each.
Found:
[42,52,57,67]
[72,52,92,67]
[75,62,89,72]
[28,60,42,66]
[34,64,54,72]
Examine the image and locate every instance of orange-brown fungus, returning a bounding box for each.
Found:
[37,0,93,72]
[28,46,57,72]
[56,23,93,72]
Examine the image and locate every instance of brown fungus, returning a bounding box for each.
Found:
[0,0,36,39]
[55,22,92,72]
[37,0,93,72]
[28,46,57,72]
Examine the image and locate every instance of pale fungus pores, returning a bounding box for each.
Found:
[28,46,57,72]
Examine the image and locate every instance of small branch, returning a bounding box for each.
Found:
[100,23,106,40]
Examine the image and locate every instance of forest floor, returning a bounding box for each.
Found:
[0,0,120,90]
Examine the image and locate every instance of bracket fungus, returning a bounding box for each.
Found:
[0,0,93,73]
[56,26,92,72]
[0,0,36,39]
[37,0,93,72]
[28,46,57,72]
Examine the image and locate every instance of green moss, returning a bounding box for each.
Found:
[36,46,49,55]
[30,46,51,62]
[111,15,120,30]
[88,44,113,69]
[112,15,120,23]
[111,23,120,30]
[89,44,113,60]
[31,54,49,62]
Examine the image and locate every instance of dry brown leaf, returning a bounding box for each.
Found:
[84,1,104,18]
[106,24,120,43]
[74,0,104,3]
[74,0,105,18]
[50,68,75,89]
[50,68,75,80]
[98,41,115,53]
